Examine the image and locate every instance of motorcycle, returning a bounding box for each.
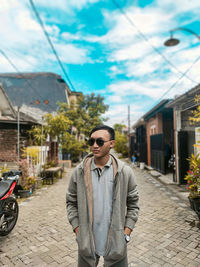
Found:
[0,170,21,236]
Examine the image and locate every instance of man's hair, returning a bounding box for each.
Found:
[89,125,115,140]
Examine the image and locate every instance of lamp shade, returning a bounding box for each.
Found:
[164,38,180,47]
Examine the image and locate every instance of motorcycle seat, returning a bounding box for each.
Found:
[0,180,14,199]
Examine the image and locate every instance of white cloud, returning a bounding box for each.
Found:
[107,95,122,103]
[55,43,91,64]
[107,80,164,99]
[16,10,41,32]
[109,65,124,76]
[35,0,99,12]
[124,53,163,77]
[109,41,151,62]
[0,0,93,70]
[62,32,81,41]
[99,5,173,47]
[0,0,199,126]
[0,0,19,10]
[156,0,200,18]
[105,104,144,127]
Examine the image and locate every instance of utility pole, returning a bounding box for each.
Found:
[40,117,43,173]
[17,106,20,169]
[128,105,131,159]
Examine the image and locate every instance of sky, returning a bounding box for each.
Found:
[0,0,200,127]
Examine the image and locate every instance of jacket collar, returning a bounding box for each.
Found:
[79,152,125,173]
[91,156,112,171]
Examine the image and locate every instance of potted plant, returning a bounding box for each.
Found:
[184,154,200,217]
[16,159,36,198]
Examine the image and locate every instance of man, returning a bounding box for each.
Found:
[66,125,139,267]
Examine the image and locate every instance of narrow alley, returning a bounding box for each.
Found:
[0,165,199,267]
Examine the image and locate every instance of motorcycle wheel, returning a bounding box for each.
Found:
[0,197,19,236]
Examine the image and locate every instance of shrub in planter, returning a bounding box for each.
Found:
[184,154,200,199]
[184,154,200,218]
[16,159,36,198]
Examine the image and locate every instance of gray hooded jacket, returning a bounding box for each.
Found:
[66,153,139,267]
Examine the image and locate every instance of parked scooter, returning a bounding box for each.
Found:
[0,170,21,236]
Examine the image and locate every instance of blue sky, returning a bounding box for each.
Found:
[0,0,200,126]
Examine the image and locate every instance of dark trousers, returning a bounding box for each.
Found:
[78,253,128,267]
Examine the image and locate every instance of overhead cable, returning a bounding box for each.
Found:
[29,0,76,92]
[111,0,198,85]
[149,54,200,108]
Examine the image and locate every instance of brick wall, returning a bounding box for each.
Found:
[0,129,18,162]
[146,113,163,166]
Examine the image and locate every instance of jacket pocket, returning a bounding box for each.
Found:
[76,224,95,258]
[104,229,127,262]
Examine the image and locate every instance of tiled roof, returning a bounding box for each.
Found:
[0,72,70,115]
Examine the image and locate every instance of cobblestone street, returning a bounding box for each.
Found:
[0,165,200,267]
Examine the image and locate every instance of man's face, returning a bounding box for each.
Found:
[89,130,115,159]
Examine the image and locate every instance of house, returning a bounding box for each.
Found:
[132,99,174,175]
[0,85,38,163]
[144,99,173,174]
[0,72,71,121]
[166,84,200,184]
[131,117,147,165]
[0,72,78,165]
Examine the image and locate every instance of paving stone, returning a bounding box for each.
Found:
[0,166,199,266]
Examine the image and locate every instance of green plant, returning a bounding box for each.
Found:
[22,147,40,166]
[24,176,36,190]
[184,154,200,198]
[44,160,57,169]
[0,165,8,177]
[114,131,128,158]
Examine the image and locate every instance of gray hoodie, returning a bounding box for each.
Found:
[66,153,139,267]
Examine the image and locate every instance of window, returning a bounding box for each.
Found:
[150,125,156,135]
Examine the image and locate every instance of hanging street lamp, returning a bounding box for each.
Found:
[164,27,200,47]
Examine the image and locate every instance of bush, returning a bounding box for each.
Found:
[184,154,200,198]
[114,132,128,157]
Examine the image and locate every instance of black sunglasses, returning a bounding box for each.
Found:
[88,138,111,147]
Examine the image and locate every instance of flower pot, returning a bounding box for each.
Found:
[188,196,200,219]
[188,196,195,211]
[17,189,31,198]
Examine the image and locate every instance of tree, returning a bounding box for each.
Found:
[28,125,45,146]
[114,131,128,157]
[28,92,109,162]
[58,93,109,137]
[113,123,126,134]
[28,113,72,147]
[44,113,72,146]
[189,94,200,151]
[189,95,200,125]
[62,134,86,162]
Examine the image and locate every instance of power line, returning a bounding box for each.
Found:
[111,0,198,85]
[2,47,44,71]
[149,54,200,108]
[29,0,76,92]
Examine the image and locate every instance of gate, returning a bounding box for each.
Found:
[151,134,165,173]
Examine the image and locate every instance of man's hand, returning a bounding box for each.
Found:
[74,226,79,236]
[124,227,132,235]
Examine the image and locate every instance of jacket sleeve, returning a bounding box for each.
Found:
[66,168,79,232]
[125,166,139,230]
